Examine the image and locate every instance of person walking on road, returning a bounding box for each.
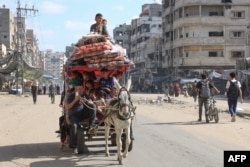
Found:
[191,80,198,102]
[225,72,243,122]
[31,81,38,104]
[49,82,56,104]
[196,74,220,123]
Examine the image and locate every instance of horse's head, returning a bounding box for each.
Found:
[117,87,131,119]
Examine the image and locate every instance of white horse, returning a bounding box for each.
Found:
[104,84,134,165]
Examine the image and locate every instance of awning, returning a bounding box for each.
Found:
[239,70,250,75]
[152,76,171,83]
[42,74,54,79]
[180,78,200,84]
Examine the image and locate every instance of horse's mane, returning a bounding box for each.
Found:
[109,98,119,106]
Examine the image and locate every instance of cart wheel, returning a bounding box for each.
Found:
[214,108,219,123]
[110,133,116,146]
[77,128,86,154]
[121,133,133,152]
[208,108,213,121]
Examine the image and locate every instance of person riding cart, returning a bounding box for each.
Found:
[65,83,96,154]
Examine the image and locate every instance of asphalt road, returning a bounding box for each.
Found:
[0,94,249,167]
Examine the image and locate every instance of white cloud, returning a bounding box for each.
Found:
[41,1,66,14]
[113,5,124,11]
[154,0,162,4]
[64,20,90,31]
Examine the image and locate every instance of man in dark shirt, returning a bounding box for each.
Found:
[31,81,38,104]
[196,74,220,123]
[65,84,96,154]
[49,82,56,104]
[90,13,109,36]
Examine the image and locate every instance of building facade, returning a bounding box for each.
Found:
[0,43,7,58]
[26,29,40,67]
[0,6,17,51]
[113,3,163,91]
[162,0,250,78]
[113,23,131,56]
[43,50,67,79]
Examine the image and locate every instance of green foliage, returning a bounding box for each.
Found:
[17,69,43,80]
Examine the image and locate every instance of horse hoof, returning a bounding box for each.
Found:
[123,153,128,158]
[106,153,109,157]
[119,160,123,165]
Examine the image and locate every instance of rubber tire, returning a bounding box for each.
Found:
[77,128,85,154]
[110,133,117,146]
[208,108,213,121]
[121,133,133,152]
[214,108,219,123]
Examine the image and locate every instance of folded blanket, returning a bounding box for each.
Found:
[76,34,107,46]
[72,42,112,58]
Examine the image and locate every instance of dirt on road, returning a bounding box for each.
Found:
[0,93,249,167]
[131,93,250,149]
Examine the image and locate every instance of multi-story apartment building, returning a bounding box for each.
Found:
[65,44,76,59]
[0,6,17,51]
[43,50,67,79]
[113,24,131,56]
[26,29,40,67]
[114,3,163,90]
[162,0,250,78]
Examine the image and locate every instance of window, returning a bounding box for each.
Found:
[231,51,244,58]
[209,52,218,57]
[118,40,123,45]
[231,31,244,38]
[116,31,123,36]
[231,11,245,18]
[222,0,232,3]
[209,32,223,37]
[151,24,156,28]
[163,0,170,8]
[209,12,219,16]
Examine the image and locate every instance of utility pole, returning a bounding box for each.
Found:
[16,0,38,95]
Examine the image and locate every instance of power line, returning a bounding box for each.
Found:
[15,0,38,95]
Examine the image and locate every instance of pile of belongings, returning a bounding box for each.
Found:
[70,34,134,69]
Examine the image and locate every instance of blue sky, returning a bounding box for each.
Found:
[1,0,161,52]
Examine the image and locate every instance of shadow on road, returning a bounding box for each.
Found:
[0,142,119,167]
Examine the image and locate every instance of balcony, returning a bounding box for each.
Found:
[173,37,225,48]
[175,0,229,9]
[173,56,235,69]
[174,16,225,28]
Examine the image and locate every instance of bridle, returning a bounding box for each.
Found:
[116,87,135,120]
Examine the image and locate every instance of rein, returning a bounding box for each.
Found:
[80,86,136,126]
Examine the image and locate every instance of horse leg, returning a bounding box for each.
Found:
[123,127,131,158]
[115,128,123,165]
[105,124,110,157]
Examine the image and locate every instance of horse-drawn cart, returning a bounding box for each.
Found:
[60,34,136,164]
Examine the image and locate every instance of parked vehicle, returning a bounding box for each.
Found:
[9,85,22,95]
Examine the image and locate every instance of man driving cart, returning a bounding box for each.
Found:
[65,83,96,154]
